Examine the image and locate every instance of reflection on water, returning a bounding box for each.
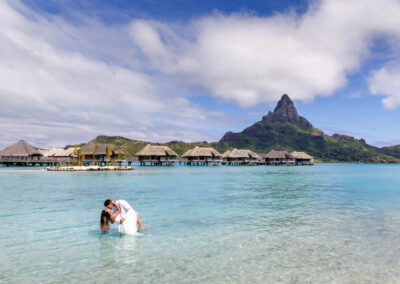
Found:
[99,233,141,266]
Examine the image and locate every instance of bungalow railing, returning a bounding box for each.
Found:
[264,159,295,164]
[0,156,75,163]
[223,157,259,163]
[159,157,178,161]
[182,158,222,162]
[138,156,178,162]
[81,158,120,162]
[182,157,223,162]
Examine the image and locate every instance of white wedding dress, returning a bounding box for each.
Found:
[115,213,138,235]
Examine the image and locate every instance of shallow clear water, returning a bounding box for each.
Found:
[1,164,400,283]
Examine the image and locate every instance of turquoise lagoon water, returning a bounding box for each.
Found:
[1,164,400,283]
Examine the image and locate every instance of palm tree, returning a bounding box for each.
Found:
[76,148,83,166]
[116,152,125,166]
[117,152,124,160]
[92,145,98,166]
[105,145,113,166]
[72,146,87,166]
[81,151,87,166]
[73,146,79,165]
[74,145,82,165]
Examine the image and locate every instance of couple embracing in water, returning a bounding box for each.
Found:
[100,199,146,234]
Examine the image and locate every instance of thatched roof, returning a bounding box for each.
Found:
[136,144,178,157]
[48,147,76,157]
[39,149,50,156]
[265,150,294,159]
[291,151,313,160]
[45,148,62,157]
[222,150,232,158]
[223,148,259,158]
[0,140,43,156]
[52,149,66,157]
[182,146,222,158]
[64,147,75,156]
[81,142,121,155]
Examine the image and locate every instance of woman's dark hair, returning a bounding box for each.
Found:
[104,199,112,207]
[100,210,110,233]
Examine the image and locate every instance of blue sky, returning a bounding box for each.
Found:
[21,0,309,22]
[1,0,400,148]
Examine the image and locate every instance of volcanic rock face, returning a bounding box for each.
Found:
[332,133,366,144]
[262,94,313,129]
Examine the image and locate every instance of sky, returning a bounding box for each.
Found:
[1,0,400,149]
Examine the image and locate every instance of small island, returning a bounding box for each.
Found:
[46,165,133,171]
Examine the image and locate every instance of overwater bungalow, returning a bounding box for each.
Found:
[257,153,267,164]
[39,149,50,156]
[59,147,75,158]
[136,144,178,166]
[0,140,50,166]
[46,148,64,157]
[45,148,60,157]
[182,146,222,166]
[291,151,314,165]
[222,149,259,165]
[263,150,295,165]
[45,147,76,162]
[81,142,123,165]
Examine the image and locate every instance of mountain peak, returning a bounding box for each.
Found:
[218,94,399,163]
[262,94,313,129]
[273,94,298,117]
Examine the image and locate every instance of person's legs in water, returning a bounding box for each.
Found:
[136,213,146,230]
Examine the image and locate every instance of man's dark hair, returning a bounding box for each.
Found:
[104,199,112,207]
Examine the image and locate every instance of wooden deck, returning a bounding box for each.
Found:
[138,157,177,166]
[0,156,313,167]
[0,156,133,167]
[0,156,66,166]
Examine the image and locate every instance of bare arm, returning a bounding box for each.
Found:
[109,202,120,223]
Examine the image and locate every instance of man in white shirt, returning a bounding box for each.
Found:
[115,200,135,219]
[104,199,146,230]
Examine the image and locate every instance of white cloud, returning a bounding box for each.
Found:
[369,67,400,110]
[0,0,230,148]
[129,0,400,107]
[2,0,400,149]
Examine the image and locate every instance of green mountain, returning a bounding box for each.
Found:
[219,94,399,163]
[85,94,399,163]
[379,144,400,159]
[92,135,229,159]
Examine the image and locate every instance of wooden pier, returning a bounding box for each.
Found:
[0,156,134,167]
[0,156,62,167]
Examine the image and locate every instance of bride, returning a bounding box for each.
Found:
[100,199,146,234]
